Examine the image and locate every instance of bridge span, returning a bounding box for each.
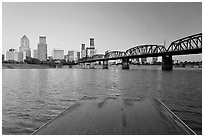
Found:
[78,33,202,70]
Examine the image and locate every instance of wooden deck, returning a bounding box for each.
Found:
[33,96,196,135]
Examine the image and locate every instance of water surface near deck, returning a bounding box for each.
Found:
[2,66,202,134]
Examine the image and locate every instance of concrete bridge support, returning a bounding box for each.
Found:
[122,58,130,69]
[162,55,173,70]
[102,60,108,69]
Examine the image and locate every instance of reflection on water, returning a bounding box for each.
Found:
[2,67,202,134]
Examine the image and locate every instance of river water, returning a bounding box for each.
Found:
[2,66,202,135]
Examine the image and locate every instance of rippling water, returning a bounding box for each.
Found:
[2,66,202,134]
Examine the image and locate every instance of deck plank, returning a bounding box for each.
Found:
[33,96,195,135]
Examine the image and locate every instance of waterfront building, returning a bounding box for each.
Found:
[14,52,18,61]
[81,43,86,58]
[6,51,14,61]
[37,36,47,61]
[33,50,38,58]
[52,49,64,60]
[14,51,23,62]
[68,50,78,62]
[6,49,15,61]
[90,38,95,57]
[89,38,95,57]
[77,52,80,60]
[19,35,31,58]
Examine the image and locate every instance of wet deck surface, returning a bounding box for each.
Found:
[33,96,195,135]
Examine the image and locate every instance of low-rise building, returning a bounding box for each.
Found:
[52,49,64,60]
[6,49,15,61]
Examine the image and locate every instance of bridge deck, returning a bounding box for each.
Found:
[32,96,195,135]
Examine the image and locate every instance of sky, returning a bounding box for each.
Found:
[2,2,202,61]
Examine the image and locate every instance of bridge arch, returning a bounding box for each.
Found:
[125,45,166,56]
[167,33,202,52]
[105,51,126,59]
[91,54,105,60]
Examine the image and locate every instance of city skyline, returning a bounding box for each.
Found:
[2,2,202,61]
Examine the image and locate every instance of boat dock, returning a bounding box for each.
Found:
[32,96,196,135]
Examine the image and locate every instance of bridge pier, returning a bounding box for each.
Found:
[162,55,173,70]
[122,58,129,69]
[102,60,108,69]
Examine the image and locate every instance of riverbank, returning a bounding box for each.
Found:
[2,63,52,69]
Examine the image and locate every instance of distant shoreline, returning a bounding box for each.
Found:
[2,63,52,69]
[2,63,202,69]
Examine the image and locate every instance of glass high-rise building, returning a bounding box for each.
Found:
[37,36,47,61]
[19,35,31,58]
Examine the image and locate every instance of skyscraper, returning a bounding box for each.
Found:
[77,52,80,60]
[81,43,86,58]
[19,35,31,58]
[68,50,78,62]
[89,38,95,57]
[37,36,47,61]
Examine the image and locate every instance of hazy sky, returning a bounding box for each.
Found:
[2,2,202,61]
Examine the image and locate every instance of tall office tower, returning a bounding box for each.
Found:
[68,50,78,62]
[77,52,80,60]
[19,35,31,58]
[37,36,47,61]
[89,38,95,57]
[81,44,86,58]
[90,38,94,47]
[33,49,38,58]
[52,48,64,60]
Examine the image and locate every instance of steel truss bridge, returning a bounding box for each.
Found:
[78,33,202,70]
